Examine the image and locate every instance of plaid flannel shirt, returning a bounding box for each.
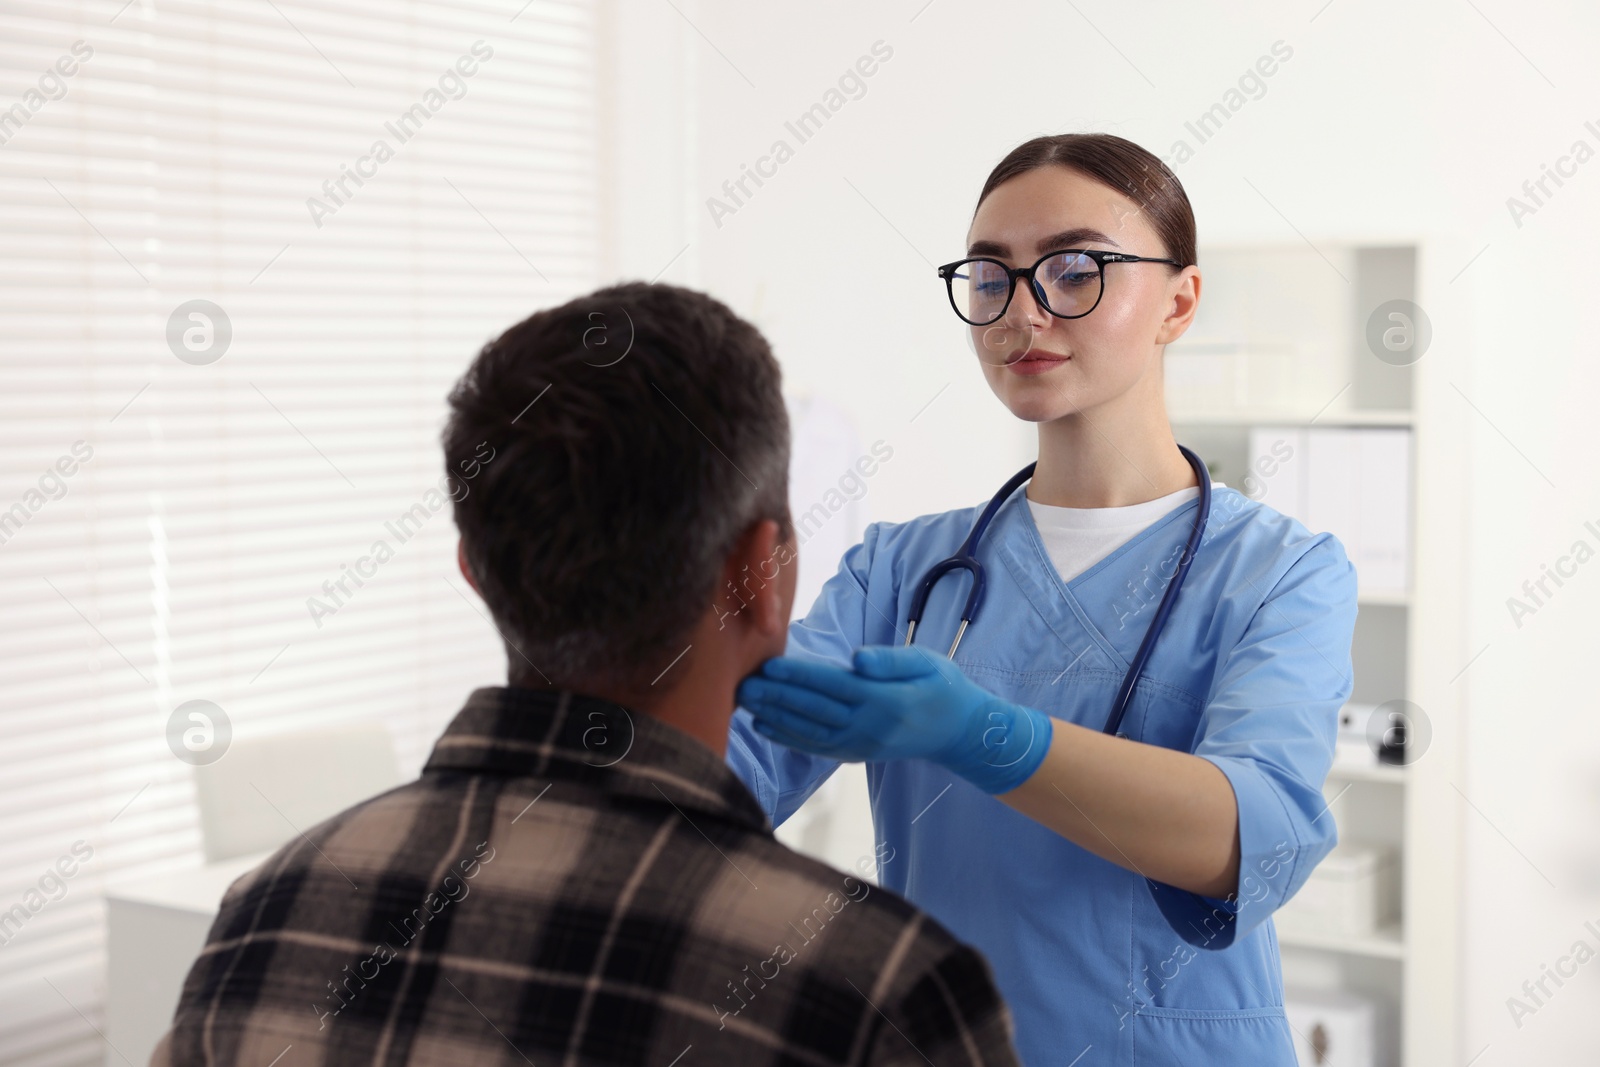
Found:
[154,686,1022,1066]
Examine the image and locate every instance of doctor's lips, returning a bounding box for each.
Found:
[1005,348,1069,374]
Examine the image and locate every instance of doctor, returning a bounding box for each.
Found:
[727,133,1358,1066]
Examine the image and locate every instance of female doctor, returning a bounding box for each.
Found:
[727,133,1359,1066]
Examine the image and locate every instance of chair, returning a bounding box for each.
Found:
[192,719,402,863]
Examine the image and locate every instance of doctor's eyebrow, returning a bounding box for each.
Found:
[965,227,1122,258]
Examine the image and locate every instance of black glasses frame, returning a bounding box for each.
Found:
[936,248,1184,326]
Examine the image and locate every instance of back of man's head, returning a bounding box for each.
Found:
[443,282,792,701]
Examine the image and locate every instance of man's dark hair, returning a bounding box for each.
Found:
[443,282,791,695]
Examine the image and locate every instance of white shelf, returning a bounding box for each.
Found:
[1170,408,1414,428]
[1357,589,1411,607]
[1327,760,1407,785]
[1279,922,1405,960]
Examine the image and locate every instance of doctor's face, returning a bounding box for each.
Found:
[963,165,1199,424]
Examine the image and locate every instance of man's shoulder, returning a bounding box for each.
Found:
[688,830,1018,1062]
[751,838,1022,1062]
[214,775,422,902]
[728,833,1000,993]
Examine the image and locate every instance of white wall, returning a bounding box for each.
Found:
[609,2,1600,1063]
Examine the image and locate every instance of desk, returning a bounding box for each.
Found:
[104,851,271,1067]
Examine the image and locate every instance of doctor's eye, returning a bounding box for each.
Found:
[1039,252,1101,289]
[949,260,1014,324]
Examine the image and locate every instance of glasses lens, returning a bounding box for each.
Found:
[948,259,1010,325]
[1034,252,1101,318]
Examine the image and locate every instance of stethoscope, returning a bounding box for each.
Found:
[903,444,1212,737]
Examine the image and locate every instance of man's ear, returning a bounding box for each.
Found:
[457,539,481,595]
[722,518,793,641]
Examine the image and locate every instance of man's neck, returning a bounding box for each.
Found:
[642,673,737,758]
[525,667,737,759]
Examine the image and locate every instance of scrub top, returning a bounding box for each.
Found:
[726,480,1359,1067]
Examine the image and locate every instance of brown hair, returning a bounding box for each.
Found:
[975,134,1196,269]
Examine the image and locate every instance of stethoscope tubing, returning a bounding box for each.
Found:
[903,445,1212,737]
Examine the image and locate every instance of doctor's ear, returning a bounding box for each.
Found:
[720,517,797,640]
[1154,265,1201,347]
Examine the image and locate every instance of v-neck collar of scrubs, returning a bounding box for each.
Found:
[989,477,1208,673]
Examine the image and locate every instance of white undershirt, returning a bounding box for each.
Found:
[1026,481,1228,585]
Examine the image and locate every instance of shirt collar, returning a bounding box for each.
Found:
[423,686,770,835]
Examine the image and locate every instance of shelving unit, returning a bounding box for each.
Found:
[1279,923,1406,962]
[1168,239,1468,1066]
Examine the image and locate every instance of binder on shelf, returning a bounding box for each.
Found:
[1245,425,1304,515]
[1354,429,1410,594]
[1247,427,1410,598]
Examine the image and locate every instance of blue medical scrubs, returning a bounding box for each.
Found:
[726,481,1358,1066]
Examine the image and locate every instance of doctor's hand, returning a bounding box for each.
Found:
[736,646,1053,795]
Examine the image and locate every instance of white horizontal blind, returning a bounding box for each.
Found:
[0,1,598,1062]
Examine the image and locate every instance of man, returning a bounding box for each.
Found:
[154,282,1022,1066]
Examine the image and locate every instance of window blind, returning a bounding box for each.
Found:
[0,1,598,1061]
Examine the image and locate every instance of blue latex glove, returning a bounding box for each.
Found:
[735,645,1054,795]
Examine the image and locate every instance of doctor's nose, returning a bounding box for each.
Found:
[1001,279,1052,332]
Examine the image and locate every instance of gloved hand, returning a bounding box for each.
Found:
[735,645,1054,795]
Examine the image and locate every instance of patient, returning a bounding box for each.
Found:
[153,282,1021,1065]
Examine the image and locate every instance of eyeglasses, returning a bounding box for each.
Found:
[937,248,1184,327]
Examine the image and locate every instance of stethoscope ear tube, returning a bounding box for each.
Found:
[904,462,1037,657]
[903,446,1211,736]
[1101,444,1211,736]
